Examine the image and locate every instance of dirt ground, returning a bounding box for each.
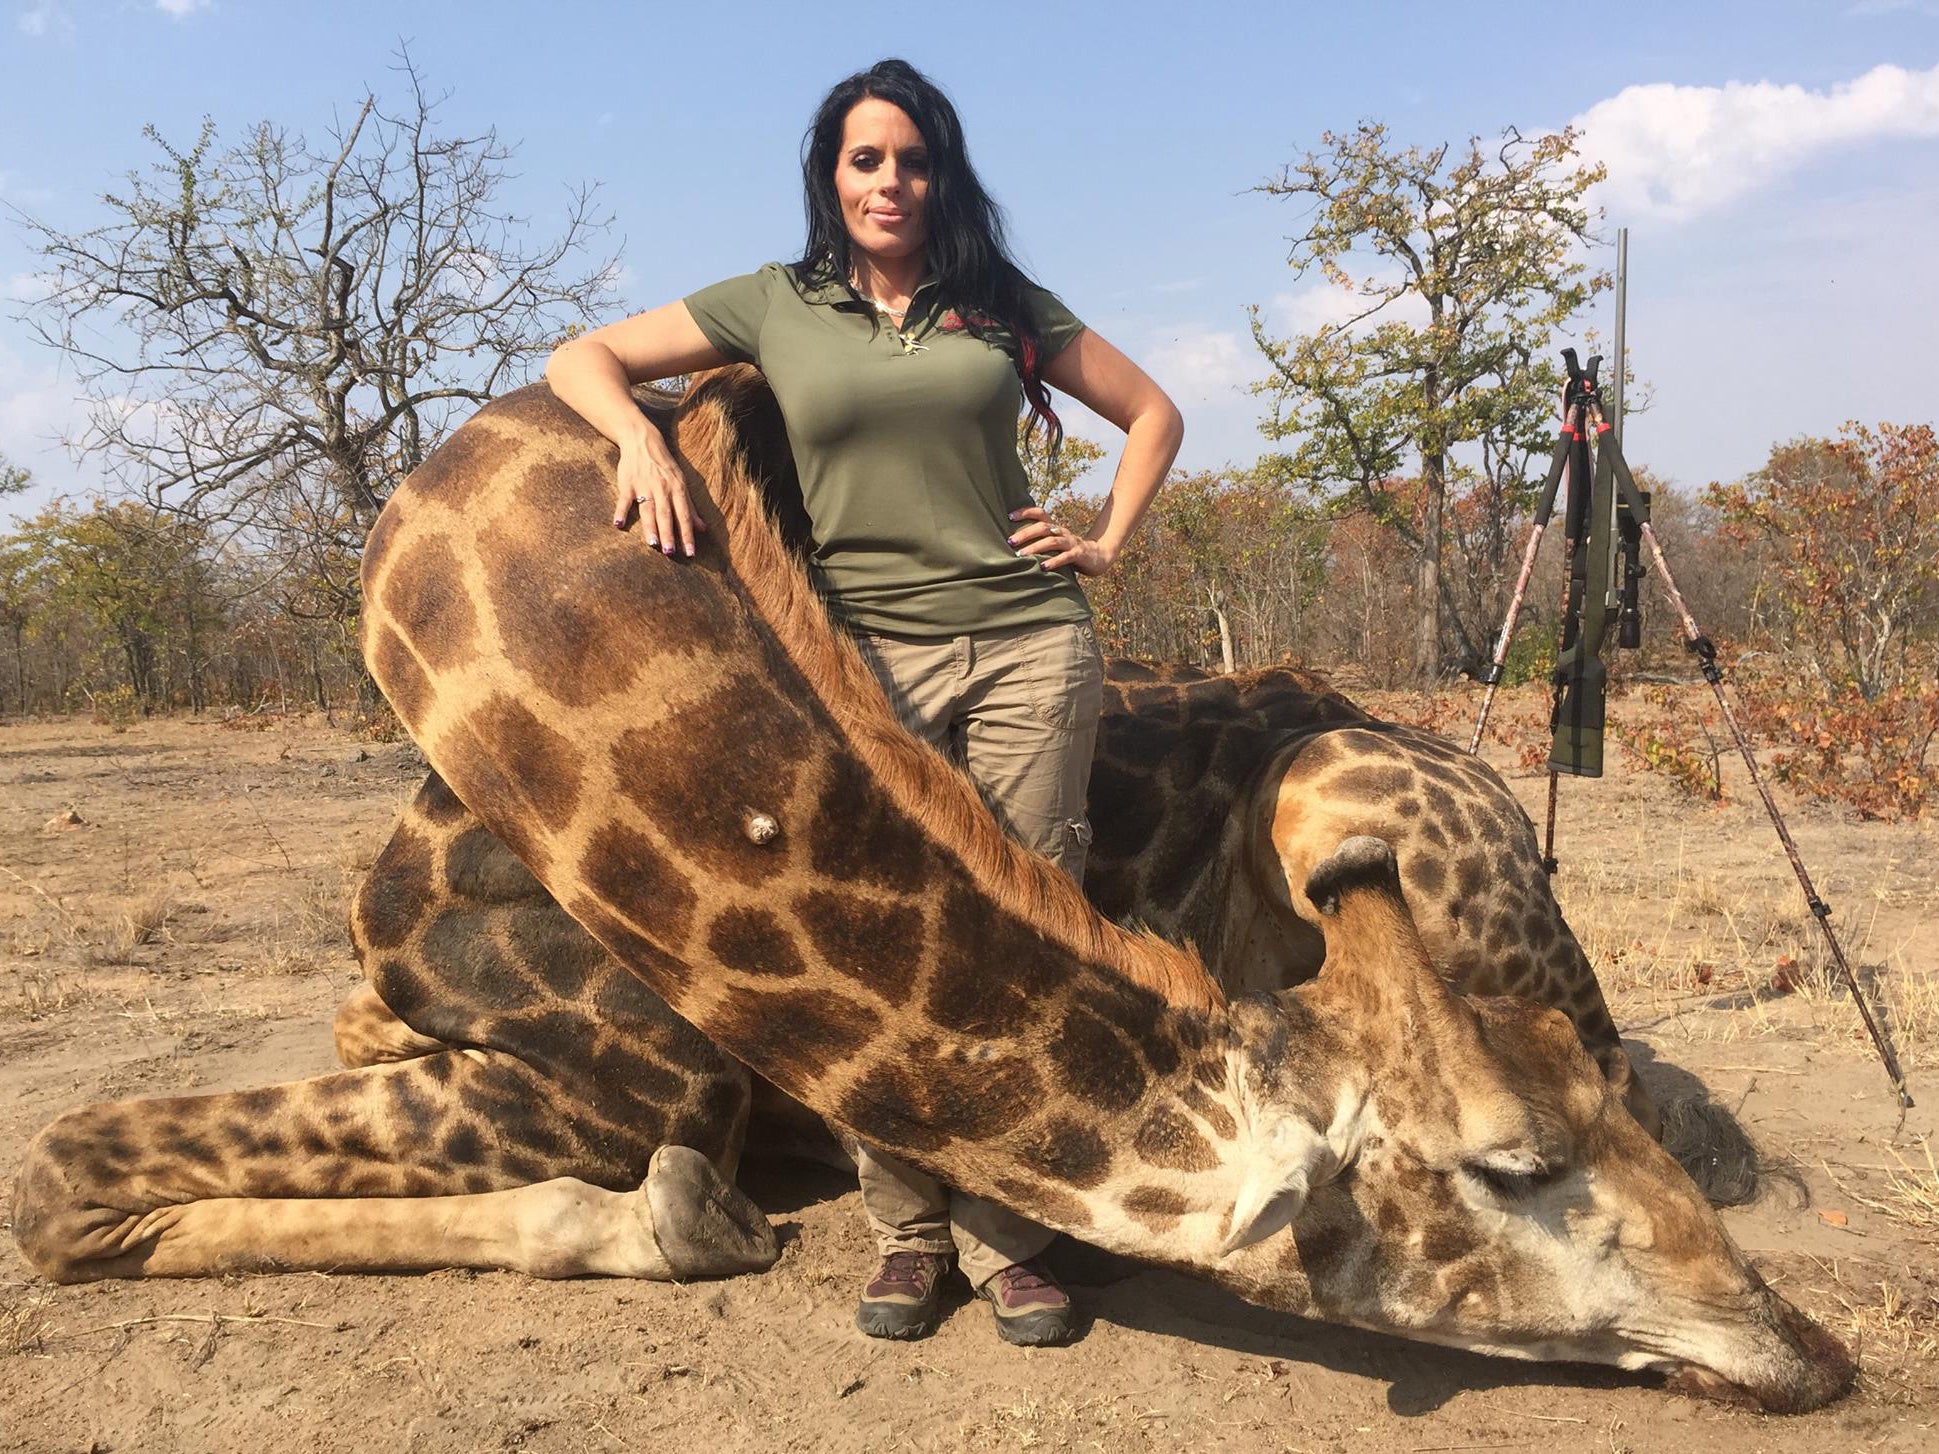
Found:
[1,695,1935,1453]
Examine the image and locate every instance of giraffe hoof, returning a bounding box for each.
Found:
[644,1146,780,1278]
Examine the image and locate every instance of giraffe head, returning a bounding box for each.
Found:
[1210,837,1852,1413]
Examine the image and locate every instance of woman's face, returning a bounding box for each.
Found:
[834,97,930,265]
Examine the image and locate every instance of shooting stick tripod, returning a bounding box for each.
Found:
[1467,351,1913,1109]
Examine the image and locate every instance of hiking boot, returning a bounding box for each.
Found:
[855,1250,950,1340]
[977,1260,1074,1346]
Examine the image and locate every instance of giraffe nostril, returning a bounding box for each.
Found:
[742,810,781,845]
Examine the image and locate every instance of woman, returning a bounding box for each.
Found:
[545,58,1182,1348]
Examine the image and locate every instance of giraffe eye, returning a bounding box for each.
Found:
[1466,1161,1563,1202]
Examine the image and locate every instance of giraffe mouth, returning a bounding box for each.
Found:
[1655,1291,1857,1414]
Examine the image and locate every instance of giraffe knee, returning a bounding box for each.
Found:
[10,1112,152,1283]
[333,981,445,1068]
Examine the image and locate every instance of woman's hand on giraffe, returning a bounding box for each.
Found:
[1007,507,1117,577]
[616,436,708,557]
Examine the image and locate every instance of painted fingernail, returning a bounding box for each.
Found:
[662,545,674,556]
[647,535,660,548]
[684,543,695,558]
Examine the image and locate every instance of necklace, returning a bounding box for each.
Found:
[865,296,926,356]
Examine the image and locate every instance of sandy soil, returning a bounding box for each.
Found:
[1,699,1935,1453]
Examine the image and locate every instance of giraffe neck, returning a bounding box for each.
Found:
[363,372,1368,1288]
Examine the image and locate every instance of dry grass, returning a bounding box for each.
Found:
[251,868,352,977]
[92,886,181,964]
[0,1287,56,1356]
[1828,1139,1939,1234]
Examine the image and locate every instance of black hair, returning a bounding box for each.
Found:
[793,58,1062,451]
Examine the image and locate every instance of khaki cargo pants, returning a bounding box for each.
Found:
[849,618,1105,1288]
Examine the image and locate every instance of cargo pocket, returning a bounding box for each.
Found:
[1027,622,1106,731]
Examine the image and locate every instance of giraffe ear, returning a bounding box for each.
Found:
[1220,1114,1339,1256]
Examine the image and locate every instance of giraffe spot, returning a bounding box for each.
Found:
[1293,1218,1352,1280]
[421,908,524,1009]
[1405,856,1446,898]
[709,906,806,979]
[1089,977,1175,1074]
[1134,1103,1220,1172]
[1014,1115,1113,1189]
[1326,765,1412,799]
[1208,722,1273,786]
[1455,856,1488,902]
[1522,911,1559,952]
[368,958,436,1042]
[1424,784,1463,829]
[1160,729,1216,792]
[839,1056,1044,1154]
[579,821,698,951]
[509,907,610,1004]
[382,535,480,671]
[479,477,737,710]
[1395,797,1423,818]
[1122,1184,1189,1230]
[1085,758,1165,858]
[797,889,923,1004]
[357,827,437,953]
[926,883,1064,1037]
[1179,1085,1238,1140]
[613,677,815,888]
[386,1069,440,1142]
[442,1124,486,1166]
[807,753,934,894]
[367,626,434,727]
[466,693,584,831]
[1100,712,1183,770]
[1421,822,1449,849]
[712,985,879,1085]
[589,1033,687,1104]
[417,772,471,827]
[1420,1217,1481,1264]
[406,405,514,507]
[444,826,546,905]
[1050,1006,1148,1113]
[569,897,693,1001]
[1145,792,1227,901]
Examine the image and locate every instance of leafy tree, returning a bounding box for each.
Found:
[1250,123,1608,680]
[1,453,32,498]
[1707,422,1939,701]
[8,54,617,656]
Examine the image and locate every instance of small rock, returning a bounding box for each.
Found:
[346,747,370,764]
[42,807,85,832]
[317,765,337,779]
[1817,1208,1849,1229]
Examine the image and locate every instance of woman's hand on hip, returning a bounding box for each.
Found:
[1008,507,1117,577]
[617,436,708,557]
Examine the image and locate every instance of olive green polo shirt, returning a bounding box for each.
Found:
[683,262,1092,636]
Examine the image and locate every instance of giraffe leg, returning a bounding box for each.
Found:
[332,980,448,1068]
[11,1054,776,1284]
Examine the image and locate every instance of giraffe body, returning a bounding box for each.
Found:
[12,371,1847,1412]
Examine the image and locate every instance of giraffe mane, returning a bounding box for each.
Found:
[664,366,1226,1015]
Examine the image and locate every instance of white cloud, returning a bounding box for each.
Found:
[4,272,53,305]
[154,0,211,17]
[1572,61,1939,223]
[1141,326,1255,404]
[16,2,70,38]
[1266,279,1429,339]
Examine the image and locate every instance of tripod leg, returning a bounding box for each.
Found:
[1633,516,1914,1109]
[1468,428,1574,754]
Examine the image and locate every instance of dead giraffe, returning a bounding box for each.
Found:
[10,370,1851,1410]
[1085,661,1663,1136]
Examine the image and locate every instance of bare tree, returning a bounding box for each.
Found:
[10,53,618,643]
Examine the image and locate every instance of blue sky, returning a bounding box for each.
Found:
[4,0,1937,525]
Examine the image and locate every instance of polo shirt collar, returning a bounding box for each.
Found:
[794,259,940,311]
